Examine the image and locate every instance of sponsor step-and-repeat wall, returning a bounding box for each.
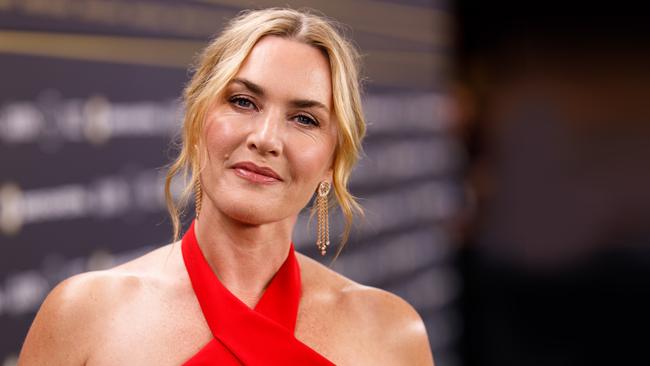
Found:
[0,1,462,365]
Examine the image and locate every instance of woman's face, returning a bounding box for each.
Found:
[200,35,337,226]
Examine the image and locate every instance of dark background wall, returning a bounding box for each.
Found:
[454,2,650,365]
[0,1,461,365]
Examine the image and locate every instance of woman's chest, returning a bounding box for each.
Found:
[86,290,212,366]
[86,290,381,366]
[293,297,385,365]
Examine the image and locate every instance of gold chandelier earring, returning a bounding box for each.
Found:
[194,177,202,220]
[316,181,331,256]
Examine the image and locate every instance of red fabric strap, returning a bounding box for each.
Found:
[181,220,335,365]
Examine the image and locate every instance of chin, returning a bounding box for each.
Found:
[218,195,286,226]
[224,207,269,226]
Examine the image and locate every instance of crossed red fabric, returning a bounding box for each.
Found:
[181,220,336,365]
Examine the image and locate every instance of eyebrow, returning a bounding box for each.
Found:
[231,78,265,97]
[230,77,330,113]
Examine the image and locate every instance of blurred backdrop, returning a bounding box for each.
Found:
[0,1,461,365]
[454,2,650,366]
[3,1,650,366]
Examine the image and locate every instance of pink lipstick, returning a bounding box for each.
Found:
[231,161,282,184]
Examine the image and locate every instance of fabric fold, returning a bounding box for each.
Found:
[181,220,335,365]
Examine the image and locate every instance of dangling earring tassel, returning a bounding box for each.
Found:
[194,178,202,220]
[316,181,331,256]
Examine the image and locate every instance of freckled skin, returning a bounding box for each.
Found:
[17,37,434,366]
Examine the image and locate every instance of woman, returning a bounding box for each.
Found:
[18,8,434,365]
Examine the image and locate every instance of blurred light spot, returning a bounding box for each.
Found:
[2,354,17,366]
[0,183,23,236]
[83,95,111,145]
[86,249,115,271]
[0,102,44,143]
[4,271,48,315]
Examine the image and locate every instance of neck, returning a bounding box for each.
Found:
[193,204,296,308]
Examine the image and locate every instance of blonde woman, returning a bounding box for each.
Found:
[18,8,434,365]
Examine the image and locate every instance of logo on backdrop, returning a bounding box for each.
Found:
[0,91,181,151]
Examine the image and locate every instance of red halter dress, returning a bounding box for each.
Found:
[181,220,336,365]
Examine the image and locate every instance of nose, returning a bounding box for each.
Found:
[246,108,283,157]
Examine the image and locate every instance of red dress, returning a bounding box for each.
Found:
[181,220,336,365]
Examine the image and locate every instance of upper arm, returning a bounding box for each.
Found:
[389,297,435,366]
[18,273,107,366]
[347,286,435,366]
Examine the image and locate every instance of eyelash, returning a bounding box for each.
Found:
[229,96,257,111]
[228,96,320,128]
[294,114,320,127]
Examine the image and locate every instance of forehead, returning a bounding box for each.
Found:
[234,36,333,108]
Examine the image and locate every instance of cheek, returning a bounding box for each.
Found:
[204,114,243,159]
[287,135,336,184]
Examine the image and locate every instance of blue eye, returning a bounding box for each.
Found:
[295,114,319,127]
[229,96,256,110]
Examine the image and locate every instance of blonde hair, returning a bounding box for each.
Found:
[165,8,366,251]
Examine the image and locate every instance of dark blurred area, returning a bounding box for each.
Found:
[454,2,650,365]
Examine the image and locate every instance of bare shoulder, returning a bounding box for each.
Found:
[18,270,131,365]
[296,253,435,365]
[18,244,178,366]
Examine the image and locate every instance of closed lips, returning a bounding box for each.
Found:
[232,162,283,181]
